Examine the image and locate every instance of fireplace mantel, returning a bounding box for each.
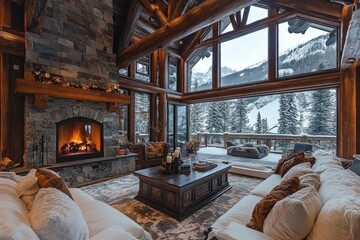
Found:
[16,73,130,112]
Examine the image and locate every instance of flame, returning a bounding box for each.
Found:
[70,128,83,143]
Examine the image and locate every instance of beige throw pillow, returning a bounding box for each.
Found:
[15,174,39,211]
[36,168,73,200]
[282,162,313,182]
[263,186,321,240]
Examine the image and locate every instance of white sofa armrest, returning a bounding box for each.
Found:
[209,222,275,240]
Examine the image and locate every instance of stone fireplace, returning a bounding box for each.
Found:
[24,97,119,168]
[56,117,104,163]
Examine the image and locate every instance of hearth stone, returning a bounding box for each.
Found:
[46,154,136,186]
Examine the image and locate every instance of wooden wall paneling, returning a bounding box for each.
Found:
[338,68,357,158]
[150,93,158,141]
[0,53,8,157]
[8,54,24,165]
[158,93,167,142]
[129,91,136,143]
[268,6,278,81]
[117,0,259,67]
[129,62,136,79]
[0,0,11,27]
[25,0,47,34]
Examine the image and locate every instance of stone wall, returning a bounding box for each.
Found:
[25,0,118,85]
[24,97,119,167]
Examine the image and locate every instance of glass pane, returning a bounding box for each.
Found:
[118,105,128,138]
[177,106,187,149]
[203,29,213,41]
[220,28,268,87]
[135,56,150,82]
[168,104,174,148]
[168,56,178,91]
[220,15,233,34]
[246,5,268,25]
[187,46,213,92]
[135,92,150,142]
[119,68,128,76]
[278,19,337,78]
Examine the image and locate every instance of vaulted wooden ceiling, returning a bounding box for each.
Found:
[113,0,359,69]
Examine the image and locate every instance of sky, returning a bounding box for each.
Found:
[193,6,332,73]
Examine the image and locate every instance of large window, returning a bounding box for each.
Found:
[189,88,337,151]
[187,46,213,92]
[118,105,128,139]
[135,56,151,82]
[220,28,268,87]
[168,56,178,91]
[167,104,188,152]
[135,92,150,142]
[278,19,337,77]
[177,106,187,148]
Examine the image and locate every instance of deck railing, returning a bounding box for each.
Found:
[190,132,336,153]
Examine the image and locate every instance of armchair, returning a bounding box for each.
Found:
[129,142,170,169]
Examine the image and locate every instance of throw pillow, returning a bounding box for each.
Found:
[263,186,321,240]
[36,168,73,200]
[348,158,360,176]
[280,152,306,177]
[246,177,301,232]
[274,152,302,174]
[29,188,89,240]
[281,162,313,182]
[299,172,321,190]
[15,173,39,211]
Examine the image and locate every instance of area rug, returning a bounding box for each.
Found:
[81,173,263,240]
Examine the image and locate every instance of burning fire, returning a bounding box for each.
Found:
[70,128,83,144]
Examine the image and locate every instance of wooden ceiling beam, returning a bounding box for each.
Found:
[140,0,168,26]
[260,0,342,20]
[241,6,250,27]
[118,0,258,68]
[171,0,189,20]
[181,27,208,59]
[229,14,238,30]
[0,27,25,56]
[116,0,142,52]
[155,0,168,17]
[167,0,177,21]
[236,11,241,28]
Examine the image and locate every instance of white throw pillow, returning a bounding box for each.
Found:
[312,150,342,173]
[263,186,321,240]
[15,173,39,211]
[308,194,360,240]
[282,162,313,181]
[29,188,89,240]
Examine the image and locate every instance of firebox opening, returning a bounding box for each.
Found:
[56,117,104,162]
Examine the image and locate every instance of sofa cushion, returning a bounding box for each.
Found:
[246,177,301,231]
[308,193,360,240]
[280,152,306,177]
[36,168,73,200]
[0,178,39,240]
[282,162,313,181]
[250,174,282,198]
[263,186,321,240]
[312,149,342,173]
[29,188,89,240]
[299,172,321,190]
[70,188,152,240]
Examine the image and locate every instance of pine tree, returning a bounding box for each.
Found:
[207,101,224,133]
[308,89,334,135]
[230,99,249,133]
[219,100,230,133]
[287,94,300,134]
[277,94,288,134]
[190,103,203,134]
[261,118,268,133]
[255,112,262,133]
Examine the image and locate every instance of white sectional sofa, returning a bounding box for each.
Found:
[0,175,152,240]
[207,150,360,240]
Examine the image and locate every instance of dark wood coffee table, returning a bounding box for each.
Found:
[133,162,231,221]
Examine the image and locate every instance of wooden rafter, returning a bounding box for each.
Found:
[155,0,168,17]
[236,11,241,28]
[117,0,258,67]
[172,0,189,20]
[181,26,210,59]
[229,14,238,30]
[25,0,48,34]
[116,0,142,52]
[241,6,251,27]
[167,0,177,21]
[140,0,168,26]
[260,0,342,20]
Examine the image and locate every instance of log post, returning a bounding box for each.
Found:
[0,53,8,156]
[158,48,168,89]
[158,93,167,142]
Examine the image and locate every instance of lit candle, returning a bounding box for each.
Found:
[166,156,172,163]
[176,147,181,151]
[173,151,179,158]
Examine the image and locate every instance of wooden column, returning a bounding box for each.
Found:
[158,48,168,89]
[158,93,167,142]
[212,23,219,89]
[150,93,158,141]
[0,0,11,27]
[128,62,136,79]
[338,68,359,159]
[178,58,185,93]
[129,91,136,143]
[268,6,278,81]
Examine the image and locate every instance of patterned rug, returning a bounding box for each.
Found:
[81,173,263,240]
